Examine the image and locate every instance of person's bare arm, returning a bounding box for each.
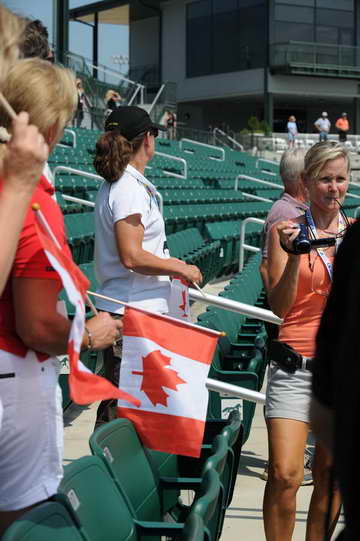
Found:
[0,113,48,295]
[259,257,269,293]
[13,278,122,355]
[115,214,203,284]
[267,221,301,318]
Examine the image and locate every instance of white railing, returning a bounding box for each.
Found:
[257,158,279,168]
[189,287,281,325]
[63,129,77,148]
[239,218,265,272]
[206,378,265,405]
[346,192,360,200]
[180,138,225,161]
[59,179,163,215]
[148,83,165,114]
[154,151,188,179]
[261,169,277,177]
[241,192,273,203]
[235,174,282,191]
[213,128,244,152]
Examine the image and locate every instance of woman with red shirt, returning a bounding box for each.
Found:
[0,59,122,535]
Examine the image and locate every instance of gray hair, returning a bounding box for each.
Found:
[280,148,306,187]
[304,141,350,181]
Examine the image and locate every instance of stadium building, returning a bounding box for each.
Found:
[64,0,360,134]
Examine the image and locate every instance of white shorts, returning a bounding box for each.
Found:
[265,361,312,423]
[0,350,63,511]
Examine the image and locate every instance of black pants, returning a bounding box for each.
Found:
[94,314,122,430]
[338,130,347,142]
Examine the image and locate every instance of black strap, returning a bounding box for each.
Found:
[280,240,300,255]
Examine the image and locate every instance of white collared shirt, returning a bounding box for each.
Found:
[94,164,170,314]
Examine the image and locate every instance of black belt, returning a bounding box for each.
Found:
[268,340,314,374]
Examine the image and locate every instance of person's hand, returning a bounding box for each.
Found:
[178,264,203,285]
[85,312,123,351]
[277,221,301,253]
[1,112,49,194]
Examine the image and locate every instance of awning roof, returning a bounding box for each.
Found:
[75,4,129,25]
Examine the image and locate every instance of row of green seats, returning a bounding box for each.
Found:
[161,189,248,205]
[167,228,221,284]
[56,175,100,196]
[64,213,95,264]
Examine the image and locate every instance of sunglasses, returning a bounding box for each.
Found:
[149,127,159,138]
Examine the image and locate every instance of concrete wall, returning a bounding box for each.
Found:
[130,16,159,69]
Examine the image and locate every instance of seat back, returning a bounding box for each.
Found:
[89,418,163,521]
[59,455,137,541]
[2,502,85,541]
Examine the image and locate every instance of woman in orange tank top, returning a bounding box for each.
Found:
[263,142,352,541]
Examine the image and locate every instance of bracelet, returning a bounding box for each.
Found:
[280,240,299,255]
[84,326,93,351]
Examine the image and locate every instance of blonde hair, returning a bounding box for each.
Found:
[304,141,350,181]
[0,5,25,87]
[0,58,77,144]
[105,89,119,102]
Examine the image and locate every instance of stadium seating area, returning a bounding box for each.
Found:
[40,128,360,538]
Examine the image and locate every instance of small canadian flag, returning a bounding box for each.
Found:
[168,278,191,321]
[117,306,218,457]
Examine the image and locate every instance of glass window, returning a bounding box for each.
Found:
[316,9,353,28]
[186,1,212,77]
[275,0,314,5]
[275,5,314,24]
[316,25,338,44]
[213,0,238,14]
[316,0,353,10]
[275,21,314,42]
[187,0,211,19]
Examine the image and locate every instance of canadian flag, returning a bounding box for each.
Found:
[168,278,191,321]
[34,208,140,408]
[117,306,218,457]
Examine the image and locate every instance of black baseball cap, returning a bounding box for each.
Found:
[104,106,167,140]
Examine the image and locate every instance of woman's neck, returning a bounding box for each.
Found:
[309,204,339,231]
[129,151,149,176]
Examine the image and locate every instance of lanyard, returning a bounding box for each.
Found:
[305,209,344,281]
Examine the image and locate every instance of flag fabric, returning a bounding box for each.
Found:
[117,306,218,457]
[168,278,191,321]
[34,210,140,407]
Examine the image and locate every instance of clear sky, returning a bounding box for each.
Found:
[4,0,129,72]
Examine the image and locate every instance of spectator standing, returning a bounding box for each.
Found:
[167,111,177,140]
[73,78,86,128]
[263,142,352,540]
[314,111,331,142]
[335,112,350,143]
[0,6,48,296]
[287,115,298,148]
[0,59,122,536]
[93,106,202,426]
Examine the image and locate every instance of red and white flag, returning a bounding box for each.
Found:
[117,306,218,457]
[168,278,190,321]
[34,209,140,408]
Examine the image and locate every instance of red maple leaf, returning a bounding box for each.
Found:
[179,290,187,316]
[132,350,186,406]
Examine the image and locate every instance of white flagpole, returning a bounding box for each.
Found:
[87,290,225,337]
[0,93,17,120]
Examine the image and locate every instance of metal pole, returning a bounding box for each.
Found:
[189,287,282,325]
[235,174,281,190]
[180,138,225,161]
[239,217,265,272]
[93,12,98,80]
[155,151,187,179]
[206,378,265,405]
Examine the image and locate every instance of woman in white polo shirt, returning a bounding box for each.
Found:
[93,106,202,426]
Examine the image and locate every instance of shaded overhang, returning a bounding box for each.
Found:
[69,0,163,25]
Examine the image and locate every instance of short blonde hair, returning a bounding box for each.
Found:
[304,141,350,181]
[0,5,25,87]
[0,58,77,144]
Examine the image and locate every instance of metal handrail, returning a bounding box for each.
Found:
[354,206,360,218]
[154,151,187,179]
[257,158,279,168]
[213,127,244,151]
[241,192,272,203]
[206,378,265,405]
[63,129,77,148]
[148,83,165,114]
[53,166,103,183]
[239,218,265,272]
[189,287,281,326]
[180,138,225,161]
[235,174,282,191]
[346,192,360,200]
[128,84,142,106]
[58,170,163,215]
